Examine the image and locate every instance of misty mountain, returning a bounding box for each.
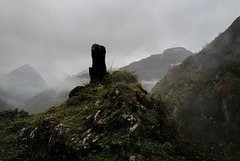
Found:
[24,89,69,114]
[0,64,47,106]
[122,47,193,91]
[24,71,90,114]
[152,16,240,154]
[59,70,90,91]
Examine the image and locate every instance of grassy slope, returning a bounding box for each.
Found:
[0,71,219,161]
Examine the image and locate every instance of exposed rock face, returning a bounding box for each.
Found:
[89,44,107,83]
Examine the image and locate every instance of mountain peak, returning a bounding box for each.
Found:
[5,64,46,85]
[6,64,46,86]
[8,64,38,75]
[21,64,31,68]
[14,64,36,73]
[163,47,187,52]
[0,64,47,105]
[162,47,192,57]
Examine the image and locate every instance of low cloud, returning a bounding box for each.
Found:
[0,0,240,85]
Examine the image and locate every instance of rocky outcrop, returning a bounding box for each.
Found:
[69,86,84,98]
[16,80,177,160]
[89,44,107,83]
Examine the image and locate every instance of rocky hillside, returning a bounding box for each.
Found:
[152,17,240,159]
[0,71,219,161]
[0,64,47,106]
[0,108,28,133]
[122,47,193,91]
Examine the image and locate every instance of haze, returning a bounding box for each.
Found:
[0,0,240,86]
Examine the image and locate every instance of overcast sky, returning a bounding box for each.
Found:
[0,0,240,86]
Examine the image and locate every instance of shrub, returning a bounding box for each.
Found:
[111,70,137,84]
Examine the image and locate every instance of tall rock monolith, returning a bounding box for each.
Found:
[89,44,107,83]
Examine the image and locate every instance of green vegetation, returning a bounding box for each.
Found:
[0,71,220,160]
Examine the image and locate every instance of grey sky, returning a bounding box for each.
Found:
[0,0,240,86]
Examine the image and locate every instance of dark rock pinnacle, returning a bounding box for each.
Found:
[89,44,107,83]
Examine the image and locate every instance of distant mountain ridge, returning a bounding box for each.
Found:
[122,47,193,91]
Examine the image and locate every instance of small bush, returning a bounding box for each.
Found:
[111,70,138,84]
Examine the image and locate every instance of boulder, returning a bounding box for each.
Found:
[69,86,84,98]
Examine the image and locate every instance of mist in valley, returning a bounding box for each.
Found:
[1,1,240,87]
[0,64,90,113]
